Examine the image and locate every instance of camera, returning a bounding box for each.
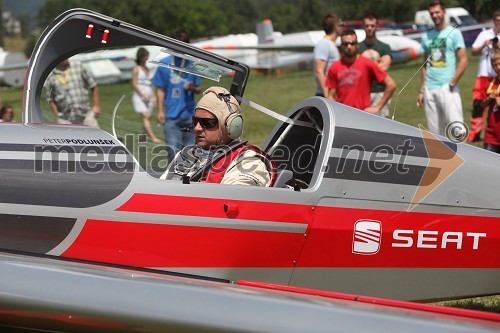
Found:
[492,37,499,44]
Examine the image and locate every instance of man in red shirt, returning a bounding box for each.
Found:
[326,29,396,114]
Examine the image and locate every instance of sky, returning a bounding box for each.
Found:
[4,0,47,18]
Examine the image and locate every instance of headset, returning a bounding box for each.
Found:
[218,92,243,140]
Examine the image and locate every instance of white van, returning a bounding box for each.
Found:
[414,7,477,27]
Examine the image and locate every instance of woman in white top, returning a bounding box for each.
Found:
[132,47,161,143]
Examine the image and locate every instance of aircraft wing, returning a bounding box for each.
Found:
[404,21,494,47]
[195,22,422,70]
[0,251,499,333]
[0,61,29,71]
[207,44,314,52]
[0,49,28,87]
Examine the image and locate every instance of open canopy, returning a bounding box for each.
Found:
[23,8,250,123]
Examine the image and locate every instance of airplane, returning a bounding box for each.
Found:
[404,21,494,47]
[0,250,499,332]
[194,19,423,70]
[57,18,424,82]
[0,47,28,87]
[0,18,421,86]
[1,8,500,329]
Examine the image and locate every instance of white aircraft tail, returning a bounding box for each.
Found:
[256,19,276,44]
[255,19,282,69]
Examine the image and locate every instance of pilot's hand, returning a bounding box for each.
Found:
[417,92,424,108]
[157,109,165,124]
[92,105,101,117]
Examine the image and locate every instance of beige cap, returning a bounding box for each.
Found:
[196,86,241,143]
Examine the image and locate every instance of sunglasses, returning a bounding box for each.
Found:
[341,41,358,47]
[192,116,218,129]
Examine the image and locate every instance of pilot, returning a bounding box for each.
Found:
[162,86,276,186]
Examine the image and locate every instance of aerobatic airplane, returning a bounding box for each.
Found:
[0,9,500,331]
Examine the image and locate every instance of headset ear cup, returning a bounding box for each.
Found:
[225,114,243,139]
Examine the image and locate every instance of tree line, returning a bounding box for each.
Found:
[17,0,499,56]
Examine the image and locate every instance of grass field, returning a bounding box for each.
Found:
[1,51,499,313]
[0,51,481,146]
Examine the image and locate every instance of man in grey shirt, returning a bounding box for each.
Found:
[314,13,344,97]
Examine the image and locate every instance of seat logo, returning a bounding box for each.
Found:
[353,220,381,255]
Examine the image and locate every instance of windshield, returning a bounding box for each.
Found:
[28,10,250,177]
[457,15,477,25]
[150,48,233,82]
[39,44,238,176]
[24,9,250,125]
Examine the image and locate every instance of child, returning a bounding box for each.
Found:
[481,49,500,153]
[0,104,14,122]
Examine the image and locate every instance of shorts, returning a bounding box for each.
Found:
[370,92,391,118]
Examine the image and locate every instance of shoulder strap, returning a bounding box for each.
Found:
[190,140,247,182]
[238,144,277,186]
[164,146,199,181]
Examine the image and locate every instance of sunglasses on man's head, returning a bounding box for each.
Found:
[192,116,218,129]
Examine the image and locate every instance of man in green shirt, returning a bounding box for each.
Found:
[358,13,392,117]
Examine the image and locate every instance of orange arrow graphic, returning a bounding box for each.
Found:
[408,125,464,211]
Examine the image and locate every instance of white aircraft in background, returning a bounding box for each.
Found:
[194,19,423,70]
[65,19,425,80]
[0,47,28,87]
[0,19,423,87]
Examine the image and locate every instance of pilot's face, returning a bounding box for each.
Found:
[193,108,220,149]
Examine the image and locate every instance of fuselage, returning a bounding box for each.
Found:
[1,97,499,301]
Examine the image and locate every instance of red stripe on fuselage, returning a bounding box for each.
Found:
[62,194,500,269]
[62,219,306,267]
[117,193,314,224]
[238,280,500,323]
[297,206,500,268]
